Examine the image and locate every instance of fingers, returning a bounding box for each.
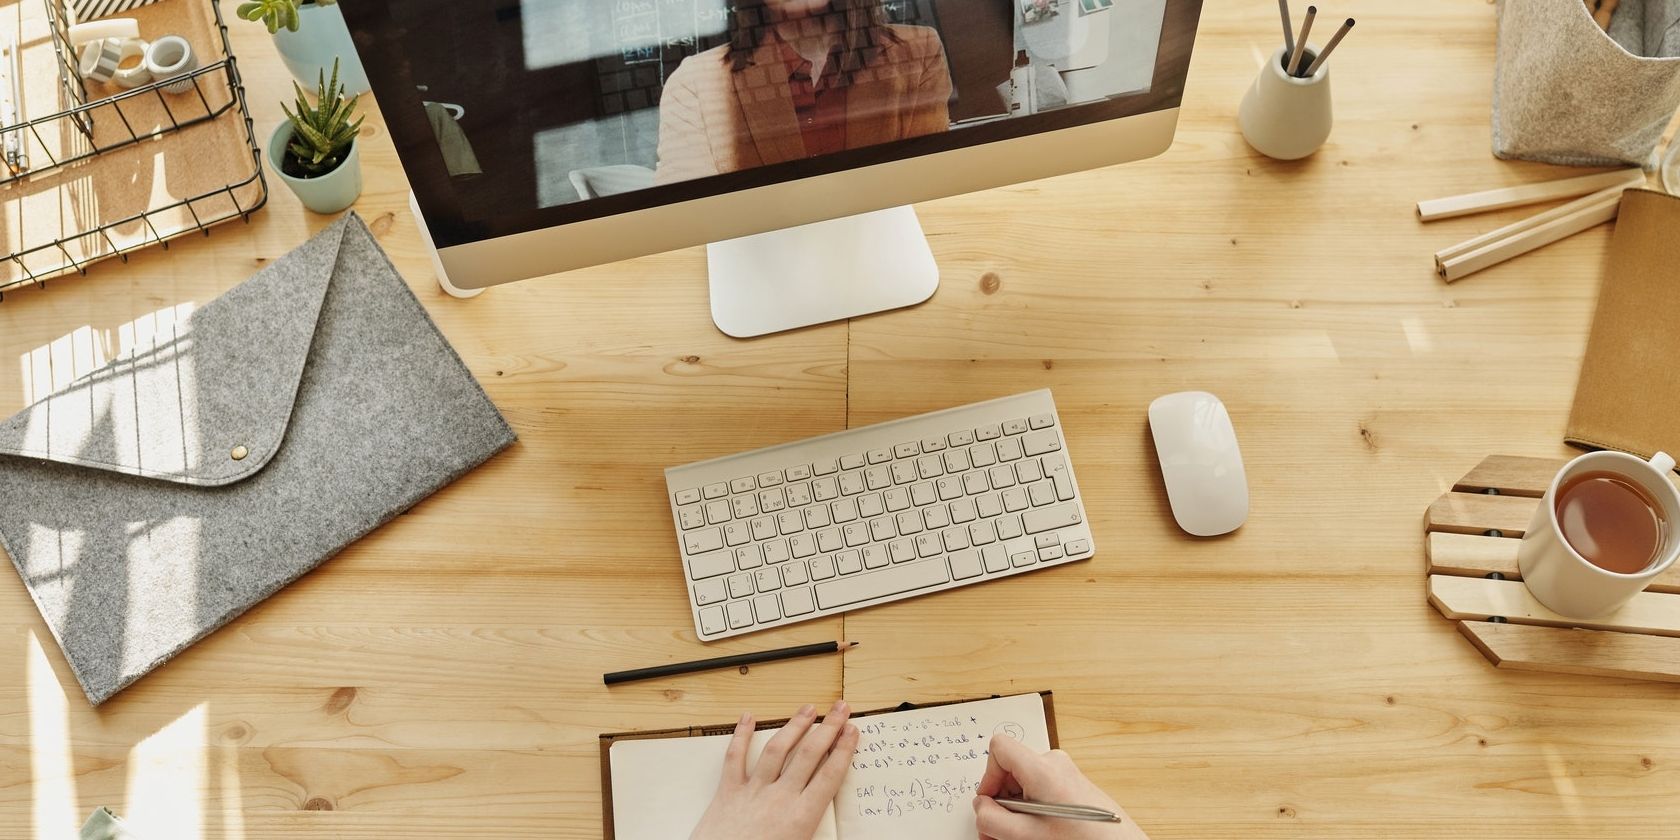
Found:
[720,712,753,784]
[802,720,860,804]
[753,703,816,783]
[973,794,1040,840]
[778,701,852,786]
[984,735,1056,795]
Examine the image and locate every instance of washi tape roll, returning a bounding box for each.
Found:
[68,18,139,47]
[77,38,126,84]
[111,39,152,89]
[145,35,197,95]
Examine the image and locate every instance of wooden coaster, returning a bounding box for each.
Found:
[1425,455,1680,684]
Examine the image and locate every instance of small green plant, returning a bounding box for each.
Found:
[236,0,335,34]
[280,59,363,179]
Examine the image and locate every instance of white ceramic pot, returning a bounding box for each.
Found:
[268,121,362,214]
[1238,46,1332,161]
[272,2,370,96]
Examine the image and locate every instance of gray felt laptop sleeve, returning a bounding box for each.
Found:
[0,214,516,705]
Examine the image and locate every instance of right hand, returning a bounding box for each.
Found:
[972,735,1150,840]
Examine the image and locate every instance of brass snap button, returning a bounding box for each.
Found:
[231,445,249,461]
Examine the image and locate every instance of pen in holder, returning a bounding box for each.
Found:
[1239,46,1332,161]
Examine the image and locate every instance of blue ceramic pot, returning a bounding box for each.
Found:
[272,2,370,96]
[268,121,363,214]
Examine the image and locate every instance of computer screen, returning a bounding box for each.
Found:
[345,0,1198,251]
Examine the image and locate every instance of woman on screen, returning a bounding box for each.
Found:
[654,0,955,185]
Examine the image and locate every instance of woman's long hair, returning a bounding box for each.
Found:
[727,0,902,81]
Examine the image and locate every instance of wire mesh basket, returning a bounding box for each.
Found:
[1,0,268,298]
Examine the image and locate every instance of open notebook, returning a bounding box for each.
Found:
[601,692,1056,839]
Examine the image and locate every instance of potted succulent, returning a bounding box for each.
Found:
[237,0,370,95]
[267,60,365,214]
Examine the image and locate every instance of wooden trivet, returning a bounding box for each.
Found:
[1426,455,1680,683]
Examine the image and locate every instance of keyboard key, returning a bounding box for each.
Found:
[1011,550,1037,568]
[831,498,859,523]
[1023,503,1083,534]
[783,562,810,586]
[732,495,760,519]
[764,540,791,564]
[1066,539,1091,556]
[684,528,724,555]
[950,550,983,580]
[895,441,920,459]
[731,477,757,494]
[996,516,1024,540]
[1016,459,1043,484]
[727,573,755,598]
[1028,481,1056,507]
[865,465,891,490]
[950,499,977,524]
[755,568,782,592]
[814,559,951,610]
[896,511,924,535]
[943,449,971,473]
[982,544,1009,573]
[891,462,918,485]
[1022,429,1062,457]
[757,471,784,487]
[790,534,817,558]
[869,517,895,541]
[839,472,866,495]
[836,550,864,574]
[778,511,804,535]
[916,533,943,557]
[1001,488,1029,512]
[969,522,996,545]
[816,528,843,553]
[863,545,890,569]
[810,555,837,580]
[996,437,1024,461]
[754,594,781,622]
[948,430,976,447]
[675,488,702,505]
[889,538,916,563]
[727,601,754,629]
[964,473,990,495]
[976,423,1003,441]
[699,605,726,635]
[1003,418,1029,435]
[920,437,946,453]
[704,482,730,499]
[804,506,833,530]
[1043,455,1076,501]
[884,488,911,512]
[923,505,951,530]
[786,465,812,481]
[859,493,886,517]
[705,500,732,524]
[1029,414,1056,430]
[695,578,727,605]
[724,521,750,546]
[942,527,970,551]
[917,455,944,479]
[813,459,839,476]
[688,549,733,579]
[977,493,1004,518]
[1039,544,1065,561]
[759,490,786,512]
[937,477,964,500]
[910,482,937,506]
[867,448,892,465]
[751,516,777,541]
[1035,534,1060,549]
[677,505,707,530]
[813,476,839,501]
[782,587,817,616]
[844,521,871,546]
[735,546,761,569]
[786,483,813,507]
[840,453,866,470]
[970,444,998,467]
[989,466,1017,490]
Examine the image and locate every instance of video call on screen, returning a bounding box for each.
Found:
[382,0,1168,222]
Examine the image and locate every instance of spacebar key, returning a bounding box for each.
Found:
[814,560,951,610]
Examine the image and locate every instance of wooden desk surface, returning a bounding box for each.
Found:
[3,2,1676,837]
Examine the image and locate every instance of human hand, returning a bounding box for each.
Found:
[690,701,860,840]
[972,735,1150,840]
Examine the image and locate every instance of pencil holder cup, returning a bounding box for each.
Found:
[1494,0,1680,167]
[1239,46,1332,161]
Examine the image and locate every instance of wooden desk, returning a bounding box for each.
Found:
[3,2,1676,837]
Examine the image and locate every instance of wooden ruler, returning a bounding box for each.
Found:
[1425,455,1680,683]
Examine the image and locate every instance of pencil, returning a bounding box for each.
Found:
[996,799,1124,823]
[1287,6,1317,77]
[1278,0,1295,56]
[1302,18,1354,77]
[604,640,858,685]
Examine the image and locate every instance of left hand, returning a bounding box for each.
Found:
[690,701,860,840]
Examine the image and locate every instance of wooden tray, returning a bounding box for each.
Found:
[1425,455,1680,683]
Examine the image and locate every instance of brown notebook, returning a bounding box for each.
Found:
[598,691,1058,840]
[1566,189,1680,468]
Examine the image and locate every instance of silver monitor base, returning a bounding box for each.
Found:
[707,205,939,338]
[411,191,484,299]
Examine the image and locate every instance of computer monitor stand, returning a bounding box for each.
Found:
[706,205,939,338]
[411,191,484,299]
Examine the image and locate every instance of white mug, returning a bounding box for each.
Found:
[1517,450,1680,618]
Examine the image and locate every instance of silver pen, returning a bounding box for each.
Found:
[995,798,1124,823]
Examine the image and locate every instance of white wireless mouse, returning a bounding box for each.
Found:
[1147,391,1249,537]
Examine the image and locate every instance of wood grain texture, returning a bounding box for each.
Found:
[1430,576,1680,637]
[1427,532,1680,594]
[1425,491,1540,536]
[1459,621,1680,684]
[2,1,1680,839]
[1451,455,1567,497]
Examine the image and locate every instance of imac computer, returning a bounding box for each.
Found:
[342,0,1203,336]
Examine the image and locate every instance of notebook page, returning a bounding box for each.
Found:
[609,727,841,840]
[834,693,1051,839]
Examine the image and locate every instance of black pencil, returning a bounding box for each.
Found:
[604,640,858,685]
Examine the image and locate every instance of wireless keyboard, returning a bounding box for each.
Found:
[664,390,1095,640]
